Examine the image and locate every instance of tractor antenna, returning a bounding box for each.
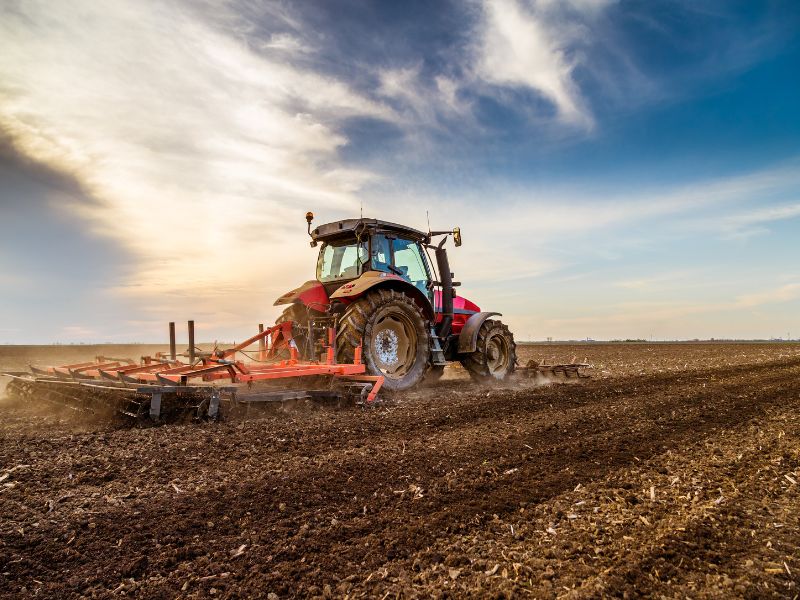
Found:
[426,210,431,234]
[360,198,363,219]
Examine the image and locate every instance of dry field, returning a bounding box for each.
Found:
[1,342,800,598]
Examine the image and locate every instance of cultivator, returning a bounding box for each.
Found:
[518,358,592,381]
[2,320,383,424]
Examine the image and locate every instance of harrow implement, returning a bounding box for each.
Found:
[2,320,384,424]
[518,358,592,381]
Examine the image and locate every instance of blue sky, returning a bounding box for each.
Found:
[0,0,798,343]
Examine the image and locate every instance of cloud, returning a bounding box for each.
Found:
[473,0,615,128]
[377,65,473,128]
[396,157,800,239]
[718,203,800,239]
[613,270,703,291]
[542,301,723,329]
[261,33,308,54]
[0,0,397,324]
[736,283,800,308]
[537,284,800,339]
[368,0,617,135]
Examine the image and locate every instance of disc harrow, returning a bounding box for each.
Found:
[518,358,593,381]
[2,321,384,425]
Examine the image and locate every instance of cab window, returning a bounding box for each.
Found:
[371,234,392,273]
[317,240,368,282]
[392,238,430,294]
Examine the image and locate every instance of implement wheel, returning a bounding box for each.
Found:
[337,289,430,391]
[461,319,516,381]
[4,379,29,403]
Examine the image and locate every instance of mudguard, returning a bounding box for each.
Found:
[457,311,502,354]
[330,270,434,320]
[273,280,329,310]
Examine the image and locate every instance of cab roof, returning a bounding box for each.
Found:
[311,218,428,243]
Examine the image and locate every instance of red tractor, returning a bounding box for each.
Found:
[274,214,516,390]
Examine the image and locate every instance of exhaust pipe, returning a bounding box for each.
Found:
[435,240,454,340]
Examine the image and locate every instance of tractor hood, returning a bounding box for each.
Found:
[273,280,329,310]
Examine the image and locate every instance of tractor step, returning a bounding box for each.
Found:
[430,328,447,366]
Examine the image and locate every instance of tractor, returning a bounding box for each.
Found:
[274,213,516,391]
[1,215,534,423]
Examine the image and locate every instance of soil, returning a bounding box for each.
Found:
[1,342,799,598]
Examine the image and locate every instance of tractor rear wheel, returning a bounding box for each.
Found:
[337,289,430,391]
[461,319,516,381]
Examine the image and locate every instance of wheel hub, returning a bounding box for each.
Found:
[375,329,400,365]
[371,313,417,378]
[486,335,509,375]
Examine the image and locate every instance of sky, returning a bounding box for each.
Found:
[1,0,799,344]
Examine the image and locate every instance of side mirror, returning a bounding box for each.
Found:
[453,226,462,247]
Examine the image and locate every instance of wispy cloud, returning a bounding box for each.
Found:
[0,0,397,321]
[373,157,800,277]
[538,283,800,339]
[736,283,800,308]
[613,270,704,291]
[377,65,473,128]
[367,0,618,136]
[473,0,614,128]
[718,203,800,239]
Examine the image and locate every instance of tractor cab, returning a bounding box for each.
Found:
[312,219,434,301]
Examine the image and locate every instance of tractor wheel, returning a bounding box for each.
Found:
[275,304,313,360]
[337,289,430,391]
[461,319,516,381]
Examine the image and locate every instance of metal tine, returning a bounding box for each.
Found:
[119,372,143,384]
[69,370,98,380]
[156,374,180,386]
[98,369,121,381]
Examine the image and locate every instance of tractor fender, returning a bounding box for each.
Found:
[273,280,329,311]
[330,270,435,320]
[458,312,502,354]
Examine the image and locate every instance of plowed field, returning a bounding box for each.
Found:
[1,343,799,598]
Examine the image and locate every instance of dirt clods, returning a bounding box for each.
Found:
[1,343,799,598]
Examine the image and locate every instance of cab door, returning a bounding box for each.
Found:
[391,237,433,301]
[370,234,433,302]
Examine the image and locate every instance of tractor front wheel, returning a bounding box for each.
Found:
[461,319,516,381]
[337,289,430,391]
